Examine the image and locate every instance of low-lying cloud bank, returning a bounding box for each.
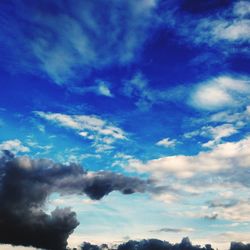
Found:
[0,150,148,250]
[81,238,250,250]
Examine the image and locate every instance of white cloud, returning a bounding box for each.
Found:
[125,136,250,179]
[189,76,250,111]
[186,199,250,223]
[1,0,158,84]
[0,139,30,154]
[97,82,113,97]
[197,124,239,148]
[35,111,126,151]
[70,80,113,98]
[214,20,250,41]
[156,138,177,148]
[233,1,250,16]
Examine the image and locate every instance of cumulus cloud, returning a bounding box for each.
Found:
[189,76,250,111]
[184,123,241,148]
[0,139,29,154]
[125,136,250,179]
[0,151,148,249]
[122,72,185,110]
[0,0,158,84]
[156,138,177,148]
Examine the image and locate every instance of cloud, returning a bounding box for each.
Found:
[0,151,148,249]
[0,0,158,84]
[230,242,250,250]
[81,237,215,250]
[150,227,194,233]
[97,81,113,97]
[184,123,240,148]
[125,136,250,179]
[0,139,29,154]
[162,1,250,48]
[35,111,126,151]
[189,76,250,111]
[122,72,186,110]
[156,138,177,148]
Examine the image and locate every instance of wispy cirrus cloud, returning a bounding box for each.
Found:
[0,0,158,84]
[70,80,114,97]
[125,136,250,179]
[156,138,177,148]
[35,111,126,151]
[0,139,29,154]
[122,72,185,110]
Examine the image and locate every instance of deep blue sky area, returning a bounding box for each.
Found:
[0,0,249,249]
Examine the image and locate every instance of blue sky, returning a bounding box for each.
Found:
[0,0,250,249]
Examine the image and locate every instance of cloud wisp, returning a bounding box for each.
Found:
[0,150,148,250]
[0,0,158,84]
[35,111,127,151]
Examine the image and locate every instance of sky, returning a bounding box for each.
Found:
[0,0,250,249]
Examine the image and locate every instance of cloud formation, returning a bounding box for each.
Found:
[0,0,158,84]
[163,1,250,48]
[0,150,147,249]
[0,139,30,154]
[125,136,250,179]
[35,111,126,151]
[81,237,214,250]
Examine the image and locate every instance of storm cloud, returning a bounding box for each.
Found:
[0,150,148,250]
[81,237,215,250]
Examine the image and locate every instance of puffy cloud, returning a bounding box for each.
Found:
[163,1,250,48]
[0,151,148,249]
[70,80,113,98]
[150,228,194,233]
[125,136,250,179]
[189,76,250,111]
[156,138,177,148]
[0,139,29,154]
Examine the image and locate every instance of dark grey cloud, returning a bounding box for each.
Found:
[204,214,218,220]
[81,237,215,250]
[208,199,238,208]
[0,150,148,250]
[150,228,192,233]
[230,242,250,250]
